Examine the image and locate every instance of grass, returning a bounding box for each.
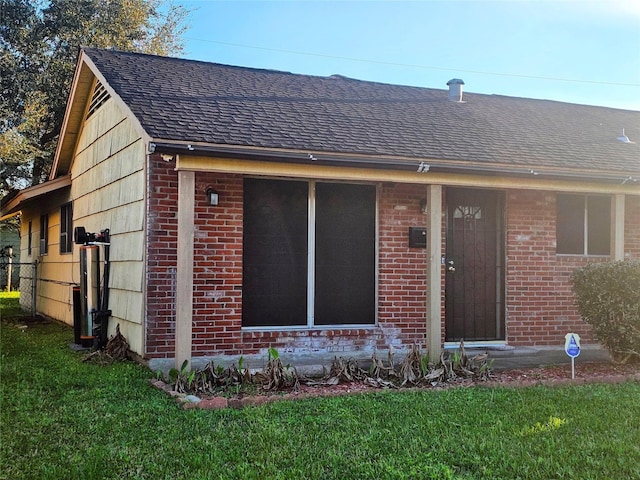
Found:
[1,307,639,479]
[0,291,22,318]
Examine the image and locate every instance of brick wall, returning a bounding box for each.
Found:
[377,183,434,348]
[146,155,179,358]
[146,165,637,358]
[201,181,437,356]
[192,173,244,355]
[506,190,603,346]
[146,170,439,358]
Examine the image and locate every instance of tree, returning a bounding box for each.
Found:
[0,0,190,196]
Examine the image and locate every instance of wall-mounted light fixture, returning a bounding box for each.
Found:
[206,187,219,206]
[420,198,428,214]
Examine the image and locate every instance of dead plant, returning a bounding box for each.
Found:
[105,324,130,360]
[254,347,300,391]
[83,324,130,365]
[399,344,428,386]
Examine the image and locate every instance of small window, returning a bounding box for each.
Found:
[28,221,32,256]
[557,194,610,255]
[40,214,49,255]
[60,203,73,254]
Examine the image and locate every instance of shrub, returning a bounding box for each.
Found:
[571,261,640,363]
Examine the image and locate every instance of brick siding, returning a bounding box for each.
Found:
[505,190,617,346]
[145,162,637,358]
[145,155,179,357]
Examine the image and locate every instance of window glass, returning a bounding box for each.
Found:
[60,203,73,254]
[587,196,611,255]
[242,179,308,327]
[556,194,610,255]
[242,179,377,327]
[556,195,584,254]
[315,183,376,325]
[40,214,49,255]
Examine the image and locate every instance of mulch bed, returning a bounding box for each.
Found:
[150,362,640,410]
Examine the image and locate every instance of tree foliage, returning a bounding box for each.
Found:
[0,0,190,195]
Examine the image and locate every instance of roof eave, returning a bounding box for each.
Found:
[150,140,640,186]
[49,49,94,180]
[0,175,72,220]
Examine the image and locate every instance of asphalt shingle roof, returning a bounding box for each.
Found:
[84,48,639,176]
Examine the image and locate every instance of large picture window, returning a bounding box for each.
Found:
[242,178,376,327]
[556,194,610,255]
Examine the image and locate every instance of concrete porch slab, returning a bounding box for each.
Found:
[471,345,612,370]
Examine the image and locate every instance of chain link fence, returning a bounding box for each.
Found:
[1,260,37,316]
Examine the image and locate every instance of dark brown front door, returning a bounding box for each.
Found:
[445,188,505,342]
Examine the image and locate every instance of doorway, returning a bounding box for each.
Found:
[445,188,505,342]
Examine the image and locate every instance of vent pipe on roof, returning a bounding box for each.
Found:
[446,78,465,102]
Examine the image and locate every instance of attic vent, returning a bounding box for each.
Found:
[446,78,465,102]
[86,80,111,119]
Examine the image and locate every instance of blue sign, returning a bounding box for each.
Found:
[565,333,581,358]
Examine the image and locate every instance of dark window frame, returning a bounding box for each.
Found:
[60,203,73,254]
[556,194,611,256]
[28,221,32,256]
[242,178,377,328]
[40,214,49,255]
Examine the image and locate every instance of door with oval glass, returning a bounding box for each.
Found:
[445,188,505,342]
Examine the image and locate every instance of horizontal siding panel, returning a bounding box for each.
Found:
[39,299,73,326]
[38,261,75,284]
[109,231,144,262]
[117,140,145,178]
[109,202,144,233]
[109,261,143,291]
[76,98,127,153]
[109,121,143,157]
[110,289,143,323]
[118,171,145,206]
[37,281,74,326]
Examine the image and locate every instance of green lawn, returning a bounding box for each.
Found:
[1,307,639,479]
[0,291,21,318]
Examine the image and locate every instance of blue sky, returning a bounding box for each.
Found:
[179,1,640,110]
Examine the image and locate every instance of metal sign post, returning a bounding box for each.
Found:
[564,333,581,379]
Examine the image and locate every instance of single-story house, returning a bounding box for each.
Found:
[2,48,639,370]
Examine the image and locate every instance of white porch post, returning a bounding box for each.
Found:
[426,184,443,361]
[175,170,195,369]
[611,194,625,261]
